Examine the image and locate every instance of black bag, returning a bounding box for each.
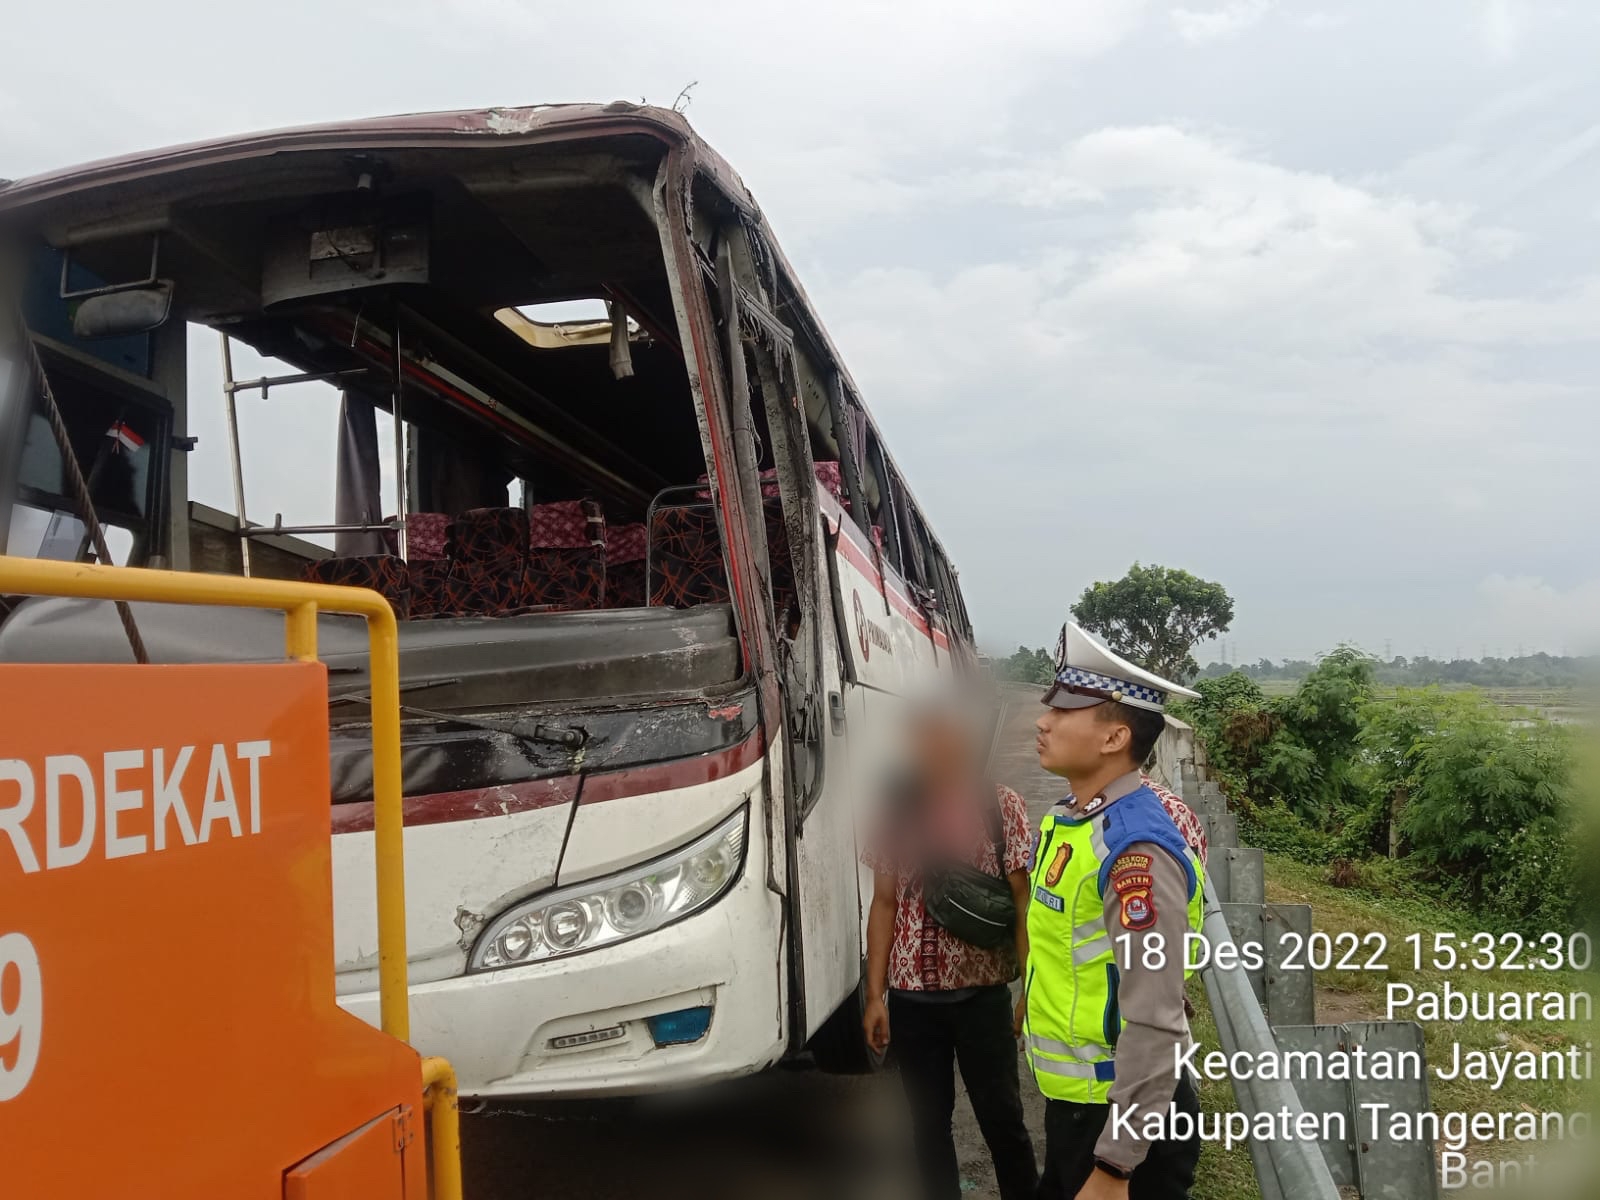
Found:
[922,788,1017,950]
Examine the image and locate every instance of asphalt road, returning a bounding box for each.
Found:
[459,686,1063,1200]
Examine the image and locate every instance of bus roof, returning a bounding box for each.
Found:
[0,101,953,569]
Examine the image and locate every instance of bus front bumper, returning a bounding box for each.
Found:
[336,860,786,1098]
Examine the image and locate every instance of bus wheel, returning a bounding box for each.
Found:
[807,975,886,1075]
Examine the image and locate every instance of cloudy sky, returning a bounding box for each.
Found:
[4,0,1597,661]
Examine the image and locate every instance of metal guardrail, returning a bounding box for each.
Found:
[1180,763,1438,1200]
[1197,873,1342,1200]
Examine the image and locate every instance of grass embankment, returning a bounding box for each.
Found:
[1187,854,1591,1200]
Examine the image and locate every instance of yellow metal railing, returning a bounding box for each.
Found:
[423,1057,464,1199]
[0,556,461,1200]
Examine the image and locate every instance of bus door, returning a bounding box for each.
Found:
[716,223,866,1046]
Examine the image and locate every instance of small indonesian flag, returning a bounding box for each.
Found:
[107,421,144,453]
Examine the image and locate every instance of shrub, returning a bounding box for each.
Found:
[1236,797,1330,863]
[1397,712,1572,905]
[1483,817,1584,936]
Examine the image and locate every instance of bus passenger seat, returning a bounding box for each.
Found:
[525,500,607,610]
[407,512,452,560]
[448,506,532,615]
[648,501,729,608]
[404,512,455,618]
[603,522,647,608]
[408,559,455,618]
[301,554,412,619]
[812,460,846,509]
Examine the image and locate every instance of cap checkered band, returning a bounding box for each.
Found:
[1052,666,1166,708]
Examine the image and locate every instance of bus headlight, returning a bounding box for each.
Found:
[469,806,748,972]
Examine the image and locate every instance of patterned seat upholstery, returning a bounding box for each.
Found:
[449,507,531,615]
[407,512,451,560]
[649,502,729,608]
[648,492,797,621]
[401,512,455,618]
[301,554,411,619]
[604,522,648,609]
[812,460,846,508]
[408,559,456,619]
[525,500,606,611]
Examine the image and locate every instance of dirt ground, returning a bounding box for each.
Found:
[460,689,1062,1200]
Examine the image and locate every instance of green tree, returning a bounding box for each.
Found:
[1354,687,1485,860]
[1174,649,1373,826]
[997,645,1054,685]
[1071,563,1233,683]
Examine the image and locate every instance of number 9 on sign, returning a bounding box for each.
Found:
[0,932,42,1101]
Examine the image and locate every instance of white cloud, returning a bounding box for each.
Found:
[1479,0,1522,61]
[1171,0,1275,42]
[944,125,1600,355]
[1300,11,1349,31]
[815,120,1600,650]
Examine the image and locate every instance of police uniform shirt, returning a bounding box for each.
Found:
[1065,769,1195,1174]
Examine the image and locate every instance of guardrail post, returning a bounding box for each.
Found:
[1203,811,1239,852]
[1198,878,1343,1200]
[1262,903,1315,1025]
[1209,846,1233,904]
[1271,1022,1438,1199]
[1225,846,1265,904]
[1219,901,1315,1024]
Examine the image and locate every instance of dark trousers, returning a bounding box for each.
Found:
[889,985,1039,1200]
[1036,1077,1201,1200]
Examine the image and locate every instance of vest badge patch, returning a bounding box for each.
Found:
[1044,843,1073,887]
[1033,886,1065,913]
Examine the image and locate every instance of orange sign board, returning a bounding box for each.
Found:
[0,663,423,1198]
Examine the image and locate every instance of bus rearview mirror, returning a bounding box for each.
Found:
[72,282,173,338]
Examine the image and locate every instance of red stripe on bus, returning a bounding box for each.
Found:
[826,511,950,649]
[330,729,766,834]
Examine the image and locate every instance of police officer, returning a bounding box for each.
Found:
[1022,623,1206,1200]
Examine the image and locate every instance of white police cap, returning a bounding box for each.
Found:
[1043,622,1201,713]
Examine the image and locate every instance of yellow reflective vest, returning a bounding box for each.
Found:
[1022,785,1205,1104]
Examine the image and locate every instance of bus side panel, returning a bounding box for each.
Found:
[792,504,866,1037]
[804,494,964,1029]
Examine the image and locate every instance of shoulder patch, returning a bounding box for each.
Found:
[1109,852,1153,896]
[1119,887,1156,931]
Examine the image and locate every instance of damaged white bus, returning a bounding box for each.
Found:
[0,103,978,1097]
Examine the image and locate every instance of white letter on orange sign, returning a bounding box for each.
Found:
[235,742,271,835]
[0,761,40,874]
[198,744,241,841]
[103,749,147,860]
[153,747,197,851]
[45,756,97,870]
